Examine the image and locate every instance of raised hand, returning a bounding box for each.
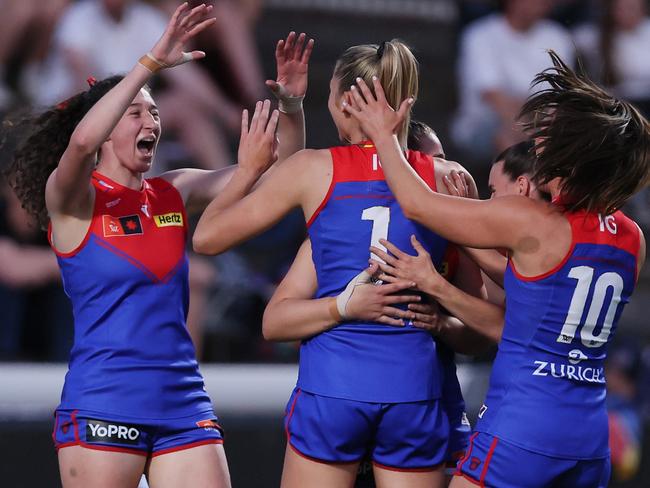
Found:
[266,32,314,112]
[149,2,216,68]
[370,235,445,297]
[237,100,280,176]
[342,76,413,141]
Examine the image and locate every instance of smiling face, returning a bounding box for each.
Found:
[102,89,161,174]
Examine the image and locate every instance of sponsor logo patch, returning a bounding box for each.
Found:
[86,419,141,445]
[469,457,481,470]
[196,419,221,431]
[102,214,143,237]
[154,212,183,227]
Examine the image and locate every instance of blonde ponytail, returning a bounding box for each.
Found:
[334,39,419,147]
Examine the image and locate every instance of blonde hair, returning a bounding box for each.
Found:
[334,39,419,147]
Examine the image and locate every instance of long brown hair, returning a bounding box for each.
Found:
[334,40,419,147]
[2,76,124,228]
[520,50,650,215]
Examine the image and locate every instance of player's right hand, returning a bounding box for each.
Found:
[267,31,314,101]
[150,2,216,68]
[237,100,280,176]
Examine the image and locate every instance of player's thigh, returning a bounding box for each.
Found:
[281,445,359,488]
[449,474,482,488]
[147,443,231,488]
[58,445,147,488]
[374,464,445,488]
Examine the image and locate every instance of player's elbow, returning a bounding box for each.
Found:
[400,197,425,223]
[261,309,283,341]
[192,229,221,255]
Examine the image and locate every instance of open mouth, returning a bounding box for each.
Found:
[136,136,156,158]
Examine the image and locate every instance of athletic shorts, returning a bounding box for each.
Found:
[455,432,610,488]
[445,406,471,474]
[52,409,223,457]
[284,388,449,471]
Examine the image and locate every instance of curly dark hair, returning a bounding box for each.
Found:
[520,50,650,215]
[1,75,125,228]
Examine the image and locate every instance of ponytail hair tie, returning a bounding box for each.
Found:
[86,76,98,87]
[377,41,387,59]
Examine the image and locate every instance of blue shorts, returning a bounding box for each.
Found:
[284,388,449,471]
[456,432,610,488]
[445,404,471,473]
[52,409,223,457]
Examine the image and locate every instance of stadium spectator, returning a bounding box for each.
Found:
[0,0,70,110]
[452,0,574,160]
[0,182,73,361]
[154,0,266,107]
[23,0,241,170]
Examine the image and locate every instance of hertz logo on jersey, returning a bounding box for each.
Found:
[154,212,183,227]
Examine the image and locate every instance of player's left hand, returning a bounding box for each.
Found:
[408,301,444,333]
[267,31,314,99]
[237,99,280,176]
[342,76,413,141]
[370,235,444,296]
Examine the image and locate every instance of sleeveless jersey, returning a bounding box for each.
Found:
[299,143,449,403]
[476,208,640,459]
[50,172,213,419]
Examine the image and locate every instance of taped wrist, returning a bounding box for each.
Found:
[335,269,373,319]
[270,82,304,114]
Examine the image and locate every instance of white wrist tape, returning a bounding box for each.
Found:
[270,82,304,114]
[335,268,374,319]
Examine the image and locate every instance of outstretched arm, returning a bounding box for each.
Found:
[161,32,314,215]
[267,31,314,162]
[192,148,325,255]
[263,240,424,341]
[47,3,215,217]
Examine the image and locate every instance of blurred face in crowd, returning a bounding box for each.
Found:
[612,0,646,31]
[102,0,133,20]
[505,0,555,29]
[102,89,161,174]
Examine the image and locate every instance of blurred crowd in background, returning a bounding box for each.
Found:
[0,0,649,482]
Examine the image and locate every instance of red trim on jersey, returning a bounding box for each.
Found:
[509,210,640,282]
[306,152,336,227]
[48,211,95,258]
[151,439,223,458]
[479,436,499,483]
[307,146,437,228]
[372,460,443,472]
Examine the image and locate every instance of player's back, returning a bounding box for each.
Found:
[300,143,449,403]
[477,207,641,459]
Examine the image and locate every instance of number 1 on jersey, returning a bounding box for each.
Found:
[362,206,390,263]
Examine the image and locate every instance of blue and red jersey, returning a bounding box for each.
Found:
[50,172,213,419]
[299,143,450,403]
[477,208,641,459]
